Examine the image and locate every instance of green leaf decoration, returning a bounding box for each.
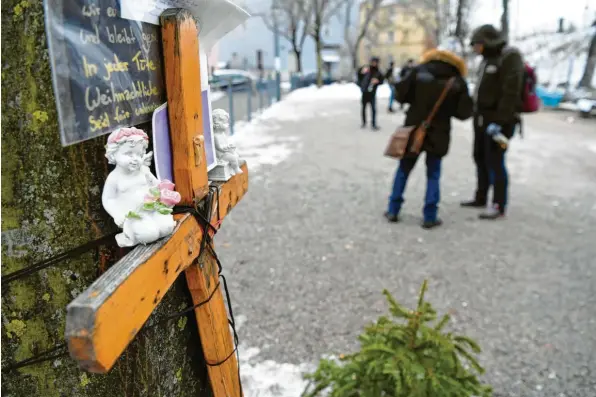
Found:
[125,211,142,219]
[157,208,173,215]
[149,187,160,198]
[154,201,168,209]
[142,202,156,211]
[302,280,492,397]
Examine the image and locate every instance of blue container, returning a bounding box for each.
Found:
[536,86,564,107]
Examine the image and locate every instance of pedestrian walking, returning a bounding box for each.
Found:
[460,24,525,220]
[357,57,384,130]
[385,46,473,229]
[386,61,396,113]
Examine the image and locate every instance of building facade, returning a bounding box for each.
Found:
[358,1,436,68]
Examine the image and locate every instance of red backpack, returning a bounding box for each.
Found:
[521,62,539,113]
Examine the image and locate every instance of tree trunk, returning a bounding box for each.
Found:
[501,0,510,41]
[293,49,303,73]
[578,30,596,88]
[1,1,211,396]
[315,30,324,87]
[352,47,360,77]
[454,0,465,39]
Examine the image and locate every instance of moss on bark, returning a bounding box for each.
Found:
[1,1,212,396]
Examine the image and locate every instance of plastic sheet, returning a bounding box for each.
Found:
[44,0,165,146]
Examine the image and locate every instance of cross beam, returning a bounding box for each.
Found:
[65,9,247,397]
[65,168,247,373]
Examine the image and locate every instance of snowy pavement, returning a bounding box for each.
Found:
[216,84,596,397]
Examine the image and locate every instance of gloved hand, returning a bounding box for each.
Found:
[485,123,502,137]
[486,123,508,149]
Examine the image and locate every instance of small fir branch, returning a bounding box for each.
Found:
[303,280,492,397]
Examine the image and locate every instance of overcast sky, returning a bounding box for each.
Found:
[216,0,595,72]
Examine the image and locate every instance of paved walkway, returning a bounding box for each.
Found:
[217,85,596,397]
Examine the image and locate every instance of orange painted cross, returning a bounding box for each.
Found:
[64,10,247,397]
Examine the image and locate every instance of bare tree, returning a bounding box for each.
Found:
[501,0,510,41]
[578,28,596,88]
[453,0,467,45]
[253,0,312,73]
[341,0,385,75]
[452,0,474,57]
[310,0,346,86]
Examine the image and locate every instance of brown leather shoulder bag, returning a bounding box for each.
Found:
[384,77,455,159]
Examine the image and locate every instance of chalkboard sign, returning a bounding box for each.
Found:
[44,0,165,146]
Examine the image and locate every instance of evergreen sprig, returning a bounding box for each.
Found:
[303,280,492,397]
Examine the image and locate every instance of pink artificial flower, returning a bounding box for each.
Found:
[158,179,176,191]
[160,189,181,207]
[107,127,149,144]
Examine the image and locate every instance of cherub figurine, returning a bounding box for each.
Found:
[102,127,181,247]
[212,109,243,175]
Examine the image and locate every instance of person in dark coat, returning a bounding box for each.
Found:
[357,57,384,130]
[397,59,415,109]
[385,48,473,229]
[399,58,415,79]
[460,24,524,220]
[386,61,396,112]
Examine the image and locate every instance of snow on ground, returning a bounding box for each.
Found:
[285,82,391,102]
[231,106,301,173]
[232,314,311,397]
[239,345,312,397]
[231,83,376,173]
[231,116,300,172]
[210,91,226,102]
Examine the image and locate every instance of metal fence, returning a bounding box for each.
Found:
[211,77,279,135]
[214,74,340,135]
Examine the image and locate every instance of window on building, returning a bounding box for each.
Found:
[387,31,394,42]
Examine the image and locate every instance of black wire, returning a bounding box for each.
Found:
[142,280,221,332]
[179,186,243,390]
[1,232,118,287]
[1,343,69,373]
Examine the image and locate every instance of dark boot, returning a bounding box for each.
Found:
[460,199,486,208]
[372,125,380,131]
[388,107,394,113]
[421,218,443,229]
[384,212,399,223]
[479,205,505,220]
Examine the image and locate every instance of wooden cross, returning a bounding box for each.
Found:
[64,10,247,397]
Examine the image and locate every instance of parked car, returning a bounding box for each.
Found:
[209,69,257,92]
[572,88,596,118]
[290,72,336,89]
[577,98,595,118]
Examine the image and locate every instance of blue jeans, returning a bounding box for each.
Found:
[473,117,511,211]
[387,154,442,222]
[388,86,395,109]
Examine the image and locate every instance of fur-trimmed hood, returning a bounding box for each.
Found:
[420,49,467,77]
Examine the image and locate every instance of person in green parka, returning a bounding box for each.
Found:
[460,24,525,220]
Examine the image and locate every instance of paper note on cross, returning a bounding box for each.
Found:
[65,10,248,397]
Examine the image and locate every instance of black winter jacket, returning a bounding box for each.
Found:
[474,45,524,129]
[470,24,525,129]
[357,65,384,95]
[395,50,473,157]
